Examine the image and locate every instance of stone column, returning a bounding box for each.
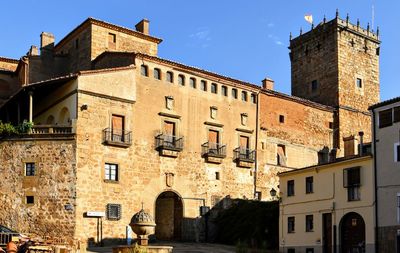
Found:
[28,91,33,123]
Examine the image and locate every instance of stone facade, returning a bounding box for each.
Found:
[0,14,381,246]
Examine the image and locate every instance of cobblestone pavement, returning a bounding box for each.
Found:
[88,242,236,253]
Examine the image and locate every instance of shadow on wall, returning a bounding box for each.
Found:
[204,197,279,251]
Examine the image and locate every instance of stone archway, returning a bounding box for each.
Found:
[340,212,365,253]
[155,191,183,240]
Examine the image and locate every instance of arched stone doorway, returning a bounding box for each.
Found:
[155,191,183,240]
[340,212,365,253]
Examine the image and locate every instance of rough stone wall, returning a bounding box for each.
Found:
[0,138,77,238]
[256,92,334,198]
[90,24,158,61]
[290,21,339,107]
[92,53,134,70]
[0,59,18,72]
[72,58,258,243]
[337,25,380,112]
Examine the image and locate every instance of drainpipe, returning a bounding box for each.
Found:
[254,90,260,199]
[372,109,379,253]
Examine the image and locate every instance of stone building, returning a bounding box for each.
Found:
[0,14,380,247]
[369,97,400,253]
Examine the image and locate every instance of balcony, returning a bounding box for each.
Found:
[103,128,132,148]
[202,142,226,163]
[31,125,72,134]
[155,134,183,157]
[234,147,256,168]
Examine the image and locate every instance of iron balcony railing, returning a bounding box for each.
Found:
[103,128,132,146]
[201,142,226,158]
[155,134,183,151]
[0,232,19,248]
[234,147,256,163]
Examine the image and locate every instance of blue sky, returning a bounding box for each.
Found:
[1,0,398,101]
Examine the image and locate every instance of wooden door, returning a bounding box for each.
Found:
[208,130,219,152]
[323,213,332,253]
[164,121,175,146]
[239,135,249,148]
[112,115,124,141]
[340,212,365,253]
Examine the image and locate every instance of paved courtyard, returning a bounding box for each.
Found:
[88,242,236,253]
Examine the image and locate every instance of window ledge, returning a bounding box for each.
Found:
[104,179,119,184]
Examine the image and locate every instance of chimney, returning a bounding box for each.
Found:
[28,46,39,56]
[343,135,358,157]
[40,32,55,53]
[135,19,150,35]
[358,131,364,156]
[262,78,274,90]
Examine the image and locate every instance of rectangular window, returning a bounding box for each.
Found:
[108,33,116,49]
[397,193,400,224]
[395,143,400,162]
[379,108,393,128]
[287,180,294,196]
[288,216,295,233]
[166,71,173,83]
[232,88,238,99]
[215,172,220,180]
[221,86,228,96]
[25,162,35,176]
[211,83,217,94]
[311,80,318,92]
[394,106,400,123]
[279,115,285,123]
[178,74,185,86]
[239,135,250,149]
[306,249,314,253]
[190,77,196,88]
[154,68,161,80]
[344,167,361,201]
[277,144,286,166]
[141,65,148,76]
[75,39,79,49]
[201,80,207,91]
[251,93,257,104]
[105,163,118,181]
[241,91,248,101]
[306,215,313,232]
[255,191,262,201]
[356,78,362,88]
[306,176,313,194]
[106,203,121,220]
[26,196,34,204]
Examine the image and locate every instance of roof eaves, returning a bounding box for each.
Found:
[369,96,400,110]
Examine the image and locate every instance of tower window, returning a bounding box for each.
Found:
[190,77,196,88]
[201,80,207,91]
[241,91,248,101]
[141,65,148,76]
[356,78,362,88]
[232,88,238,99]
[26,196,34,204]
[311,80,318,92]
[166,71,173,83]
[279,115,285,123]
[251,93,257,104]
[215,172,220,180]
[178,74,185,86]
[221,86,228,96]
[154,68,161,80]
[25,162,35,176]
[211,83,218,94]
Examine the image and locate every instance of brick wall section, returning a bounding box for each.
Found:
[0,138,76,238]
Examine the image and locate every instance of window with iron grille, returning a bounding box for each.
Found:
[106,204,121,220]
[287,180,295,196]
[306,215,313,232]
[306,176,313,194]
[379,109,393,128]
[25,162,35,176]
[105,163,118,181]
[288,216,295,233]
[166,71,173,83]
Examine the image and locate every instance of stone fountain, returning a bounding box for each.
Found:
[129,208,156,246]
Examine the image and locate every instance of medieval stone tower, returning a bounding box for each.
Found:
[289,12,380,154]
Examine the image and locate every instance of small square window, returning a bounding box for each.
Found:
[190,78,196,88]
[306,215,313,232]
[26,196,34,204]
[328,122,334,129]
[356,78,362,88]
[221,86,228,96]
[108,33,116,43]
[75,39,79,49]
[106,204,121,220]
[279,115,285,123]
[232,88,238,99]
[211,83,217,94]
[215,172,220,180]
[141,65,148,77]
[287,180,294,196]
[25,162,35,176]
[154,68,161,80]
[306,176,313,194]
[241,91,248,101]
[200,80,207,91]
[166,71,173,83]
[288,216,295,233]
[105,163,118,181]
